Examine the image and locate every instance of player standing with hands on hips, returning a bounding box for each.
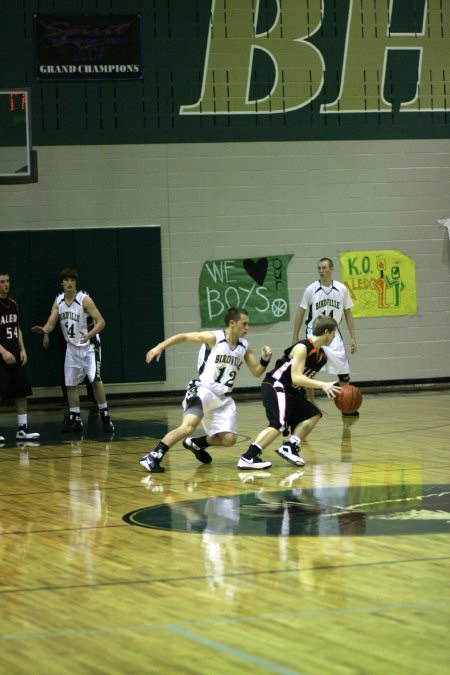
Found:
[139,307,272,473]
[292,257,358,416]
[32,268,114,433]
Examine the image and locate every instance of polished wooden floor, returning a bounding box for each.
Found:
[0,390,449,674]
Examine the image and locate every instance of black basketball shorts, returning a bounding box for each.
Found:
[0,360,33,400]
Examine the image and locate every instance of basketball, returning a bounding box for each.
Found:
[334,385,363,414]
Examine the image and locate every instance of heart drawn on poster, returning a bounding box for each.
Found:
[243,258,269,286]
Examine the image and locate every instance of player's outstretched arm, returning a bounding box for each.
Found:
[31,301,59,343]
[146,330,216,364]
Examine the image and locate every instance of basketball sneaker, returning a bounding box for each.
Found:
[237,454,272,470]
[139,450,165,473]
[100,411,114,432]
[183,437,212,464]
[16,425,40,441]
[67,416,84,433]
[0,434,5,447]
[276,440,305,467]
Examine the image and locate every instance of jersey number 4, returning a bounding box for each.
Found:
[65,322,76,338]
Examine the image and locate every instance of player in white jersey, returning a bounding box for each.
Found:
[139,307,273,473]
[32,268,114,433]
[292,257,358,415]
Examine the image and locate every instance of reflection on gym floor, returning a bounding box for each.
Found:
[0,391,449,674]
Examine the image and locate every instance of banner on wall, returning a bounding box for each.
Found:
[34,15,143,80]
[340,250,416,318]
[199,255,293,328]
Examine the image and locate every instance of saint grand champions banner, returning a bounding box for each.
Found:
[34,15,143,80]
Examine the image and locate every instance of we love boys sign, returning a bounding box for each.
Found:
[199,255,293,328]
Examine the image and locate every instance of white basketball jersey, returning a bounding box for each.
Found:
[300,280,353,336]
[56,291,98,349]
[197,329,248,396]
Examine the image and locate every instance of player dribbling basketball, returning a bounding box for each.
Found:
[237,315,342,470]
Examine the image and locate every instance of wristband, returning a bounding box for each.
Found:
[260,357,270,367]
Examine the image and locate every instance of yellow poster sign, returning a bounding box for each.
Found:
[340,250,416,318]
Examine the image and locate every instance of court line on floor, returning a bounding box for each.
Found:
[165,625,300,675]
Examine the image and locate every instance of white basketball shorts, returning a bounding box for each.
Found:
[64,343,102,386]
[183,382,237,436]
[322,332,350,375]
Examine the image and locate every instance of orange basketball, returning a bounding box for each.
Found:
[334,385,363,414]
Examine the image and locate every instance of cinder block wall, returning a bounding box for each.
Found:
[1,138,449,394]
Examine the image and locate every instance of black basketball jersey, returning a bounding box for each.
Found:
[0,296,21,358]
[267,338,327,395]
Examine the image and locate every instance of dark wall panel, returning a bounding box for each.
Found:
[117,227,165,383]
[28,229,76,386]
[1,227,164,388]
[73,229,123,383]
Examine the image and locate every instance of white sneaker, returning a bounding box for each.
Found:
[139,451,165,473]
[237,455,272,470]
[16,426,40,441]
[276,442,305,467]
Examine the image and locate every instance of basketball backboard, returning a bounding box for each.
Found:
[0,89,37,183]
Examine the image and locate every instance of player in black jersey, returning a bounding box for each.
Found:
[237,316,341,470]
[0,272,39,445]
